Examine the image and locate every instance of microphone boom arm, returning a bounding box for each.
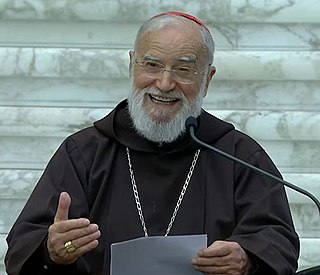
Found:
[189,125,320,215]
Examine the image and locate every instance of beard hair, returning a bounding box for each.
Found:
[127,79,207,143]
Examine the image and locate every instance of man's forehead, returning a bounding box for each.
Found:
[136,28,207,63]
[139,23,201,45]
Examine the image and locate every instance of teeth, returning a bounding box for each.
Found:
[151,94,177,102]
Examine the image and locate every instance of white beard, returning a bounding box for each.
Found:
[127,81,206,143]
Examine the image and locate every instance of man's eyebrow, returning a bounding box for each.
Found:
[141,54,160,61]
[177,55,197,64]
[140,53,197,64]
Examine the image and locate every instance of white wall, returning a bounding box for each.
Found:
[0,0,320,274]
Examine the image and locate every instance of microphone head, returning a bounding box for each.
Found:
[185,116,198,131]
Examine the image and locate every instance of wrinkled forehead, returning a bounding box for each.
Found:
[135,22,208,64]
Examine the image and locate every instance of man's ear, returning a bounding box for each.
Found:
[129,50,135,76]
[203,65,216,97]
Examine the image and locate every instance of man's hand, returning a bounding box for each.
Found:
[47,192,100,265]
[192,240,252,275]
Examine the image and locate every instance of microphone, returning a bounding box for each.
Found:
[185,116,320,214]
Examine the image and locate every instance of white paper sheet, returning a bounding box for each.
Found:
[110,234,207,275]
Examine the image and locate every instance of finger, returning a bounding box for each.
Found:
[75,239,99,256]
[192,256,227,267]
[50,218,90,233]
[70,228,101,250]
[61,223,100,243]
[199,240,232,257]
[63,238,100,263]
[60,230,100,261]
[49,238,100,265]
[47,223,100,265]
[54,192,71,223]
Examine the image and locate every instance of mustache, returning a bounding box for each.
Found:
[136,87,184,100]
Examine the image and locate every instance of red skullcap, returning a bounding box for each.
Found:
[151,11,210,32]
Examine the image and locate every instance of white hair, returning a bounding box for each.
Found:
[134,14,215,64]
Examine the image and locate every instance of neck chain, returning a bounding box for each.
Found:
[125,147,201,237]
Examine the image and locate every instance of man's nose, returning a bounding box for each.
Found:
[155,70,177,92]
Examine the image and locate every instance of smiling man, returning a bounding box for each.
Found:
[127,14,215,143]
[5,11,299,275]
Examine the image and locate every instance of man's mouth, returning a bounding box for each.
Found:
[149,94,179,104]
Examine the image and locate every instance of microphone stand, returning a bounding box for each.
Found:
[188,123,320,215]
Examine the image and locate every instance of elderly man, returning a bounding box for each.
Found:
[5,11,299,275]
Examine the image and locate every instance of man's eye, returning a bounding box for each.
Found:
[176,67,192,73]
[144,61,162,68]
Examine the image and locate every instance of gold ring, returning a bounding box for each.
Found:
[64,240,76,253]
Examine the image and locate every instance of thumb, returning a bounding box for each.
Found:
[54,192,71,223]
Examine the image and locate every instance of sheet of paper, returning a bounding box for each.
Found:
[110,234,207,275]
